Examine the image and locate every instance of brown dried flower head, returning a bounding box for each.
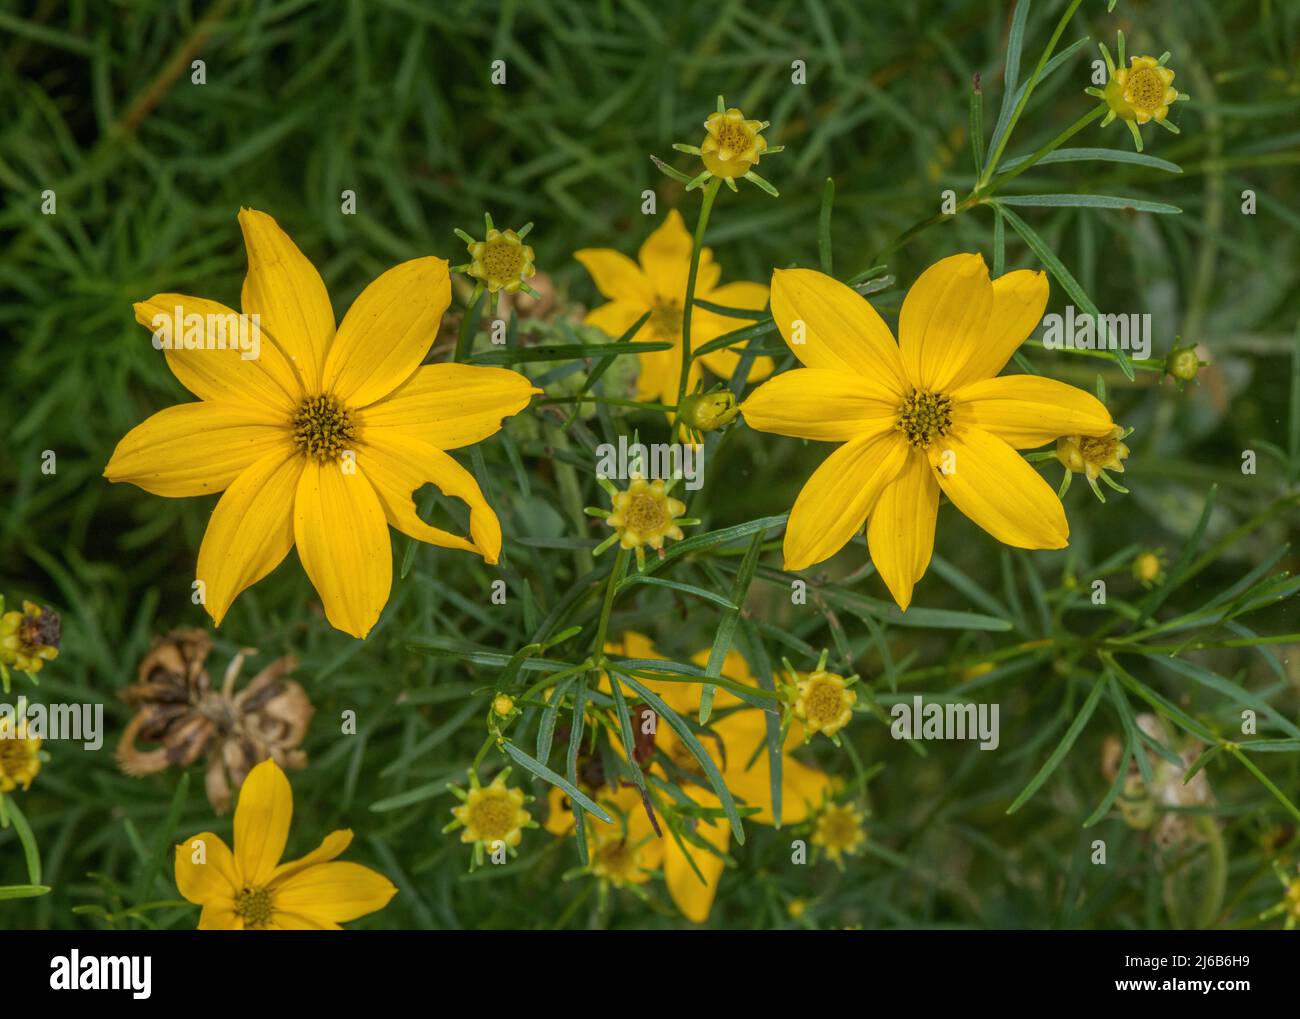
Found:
[117,629,314,813]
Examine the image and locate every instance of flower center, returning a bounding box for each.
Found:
[1079,434,1118,463]
[895,389,952,448]
[805,680,844,726]
[0,738,32,774]
[468,791,517,842]
[593,839,639,884]
[624,492,667,534]
[481,240,526,282]
[293,395,356,463]
[649,299,682,340]
[714,121,749,155]
[235,886,274,927]
[1125,66,1165,111]
[817,807,861,850]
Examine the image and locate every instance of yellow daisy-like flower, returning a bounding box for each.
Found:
[575,209,774,409]
[1107,55,1180,125]
[811,801,867,865]
[607,478,687,551]
[460,221,536,295]
[1089,34,1188,151]
[700,107,768,181]
[0,717,42,793]
[1132,549,1167,588]
[0,600,60,676]
[740,257,1115,610]
[1056,424,1131,502]
[449,772,530,850]
[791,669,857,741]
[104,208,539,638]
[591,633,835,922]
[174,758,397,929]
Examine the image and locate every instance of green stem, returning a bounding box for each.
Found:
[454,283,485,362]
[986,105,1106,191]
[592,547,629,657]
[978,0,1085,188]
[675,177,723,411]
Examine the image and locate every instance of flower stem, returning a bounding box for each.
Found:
[675,176,723,411]
[592,546,628,658]
[977,0,1085,189]
[454,282,485,362]
[986,105,1106,191]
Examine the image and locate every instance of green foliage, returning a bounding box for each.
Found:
[1,0,1299,930]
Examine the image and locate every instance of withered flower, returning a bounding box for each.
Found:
[117,629,314,813]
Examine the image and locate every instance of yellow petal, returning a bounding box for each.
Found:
[638,209,720,298]
[712,713,832,825]
[104,402,289,497]
[239,208,335,394]
[268,912,340,930]
[233,759,293,887]
[294,460,393,638]
[952,375,1114,448]
[174,831,239,905]
[574,248,655,306]
[636,341,703,409]
[783,431,909,571]
[928,426,1068,549]
[664,800,730,923]
[740,368,899,442]
[359,363,538,450]
[198,903,242,930]
[361,429,502,562]
[866,451,939,611]
[271,829,354,885]
[769,268,907,392]
[694,281,774,382]
[321,256,451,408]
[272,861,397,923]
[584,300,650,341]
[946,269,1049,388]
[196,446,303,626]
[135,294,302,411]
[898,253,993,391]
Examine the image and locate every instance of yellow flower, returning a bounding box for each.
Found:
[607,478,687,551]
[1055,424,1131,502]
[740,257,1115,610]
[492,694,516,717]
[790,669,856,741]
[1089,34,1188,151]
[812,802,867,865]
[575,210,774,409]
[700,107,769,180]
[174,758,396,929]
[0,600,60,676]
[786,897,807,920]
[0,717,42,793]
[454,214,539,315]
[1107,55,1181,125]
[104,209,539,638]
[592,633,835,922]
[1132,549,1167,588]
[448,772,531,850]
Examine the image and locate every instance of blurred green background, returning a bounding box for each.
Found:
[2,0,1299,929]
